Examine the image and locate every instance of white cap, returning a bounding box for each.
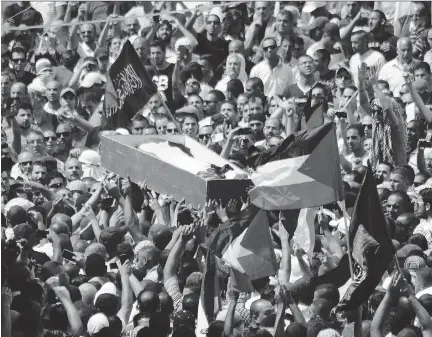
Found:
[302,2,327,13]
[93,282,117,305]
[80,72,106,88]
[87,313,109,334]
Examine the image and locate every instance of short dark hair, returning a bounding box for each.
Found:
[277,9,293,21]
[149,40,166,52]
[181,112,199,124]
[313,49,331,64]
[16,102,33,114]
[348,124,365,138]
[413,62,431,75]
[209,89,226,102]
[377,80,390,89]
[351,30,368,42]
[372,9,386,22]
[379,161,394,171]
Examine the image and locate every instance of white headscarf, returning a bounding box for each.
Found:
[78,150,106,181]
[215,53,248,93]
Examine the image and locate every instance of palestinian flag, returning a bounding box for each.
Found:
[338,165,395,311]
[247,123,344,210]
[206,205,278,289]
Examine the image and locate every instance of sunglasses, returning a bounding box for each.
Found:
[362,124,372,129]
[44,136,57,141]
[56,132,71,138]
[263,45,277,51]
[19,161,32,166]
[207,20,220,25]
[204,100,216,104]
[166,128,178,134]
[12,58,26,63]
[198,134,211,139]
[49,183,63,189]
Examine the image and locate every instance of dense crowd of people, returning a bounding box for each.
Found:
[1,1,432,337]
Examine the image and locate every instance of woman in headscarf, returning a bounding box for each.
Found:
[215,53,248,95]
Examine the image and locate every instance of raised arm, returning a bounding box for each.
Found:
[221,127,241,159]
[123,178,146,243]
[404,74,432,124]
[16,181,56,201]
[403,280,432,337]
[279,212,292,286]
[223,288,239,337]
[117,260,134,327]
[371,273,401,337]
[53,286,83,336]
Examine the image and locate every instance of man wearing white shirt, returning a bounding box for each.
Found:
[415,267,432,298]
[349,30,386,87]
[379,38,419,97]
[250,37,294,97]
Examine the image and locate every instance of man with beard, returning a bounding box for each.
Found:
[248,113,266,143]
[367,10,398,61]
[133,37,150,66]
[64,158,83,182]
[10,44,35,86]
[5,102,34,150]
[123,17,140,42]
[249,299,276,329]
[10,151,33,181]
[282,55,317,114]
[349,30,386,87]
[255,119,282,150]
[44,80,63,119]
[55,124,74,162]
[386,191,411,220]
[406,120,426,173]
[31,161,49,186]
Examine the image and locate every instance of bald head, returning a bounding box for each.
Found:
[73,239,89,253]
[64,158,83,181]
[84,242,107,259]
[50,222,70,235]
[51,213,72,232]
[229,40,245,54]
[79,283,98,305]
[397,37,413,64]
[10,82,26,98]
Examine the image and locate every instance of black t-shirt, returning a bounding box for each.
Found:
[194,32,229,71]
[17,71,36,86]
[152,63,175,104]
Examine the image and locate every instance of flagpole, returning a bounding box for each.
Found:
[340,199,355,281]
[158,93,182,130]
[393,255,402,273]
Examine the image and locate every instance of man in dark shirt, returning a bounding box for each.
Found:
[312,49,336,91]
[194,14,229,71]
[10,44,35,86]
[368,10,398,61]
[149,40,175,104]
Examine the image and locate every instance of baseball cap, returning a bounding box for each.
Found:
[336,66,352,79]
[35,58,52,75]
[302,1,327,13]
[175,37,193,52]
[60,87,76,97]
[305,17,329,31]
